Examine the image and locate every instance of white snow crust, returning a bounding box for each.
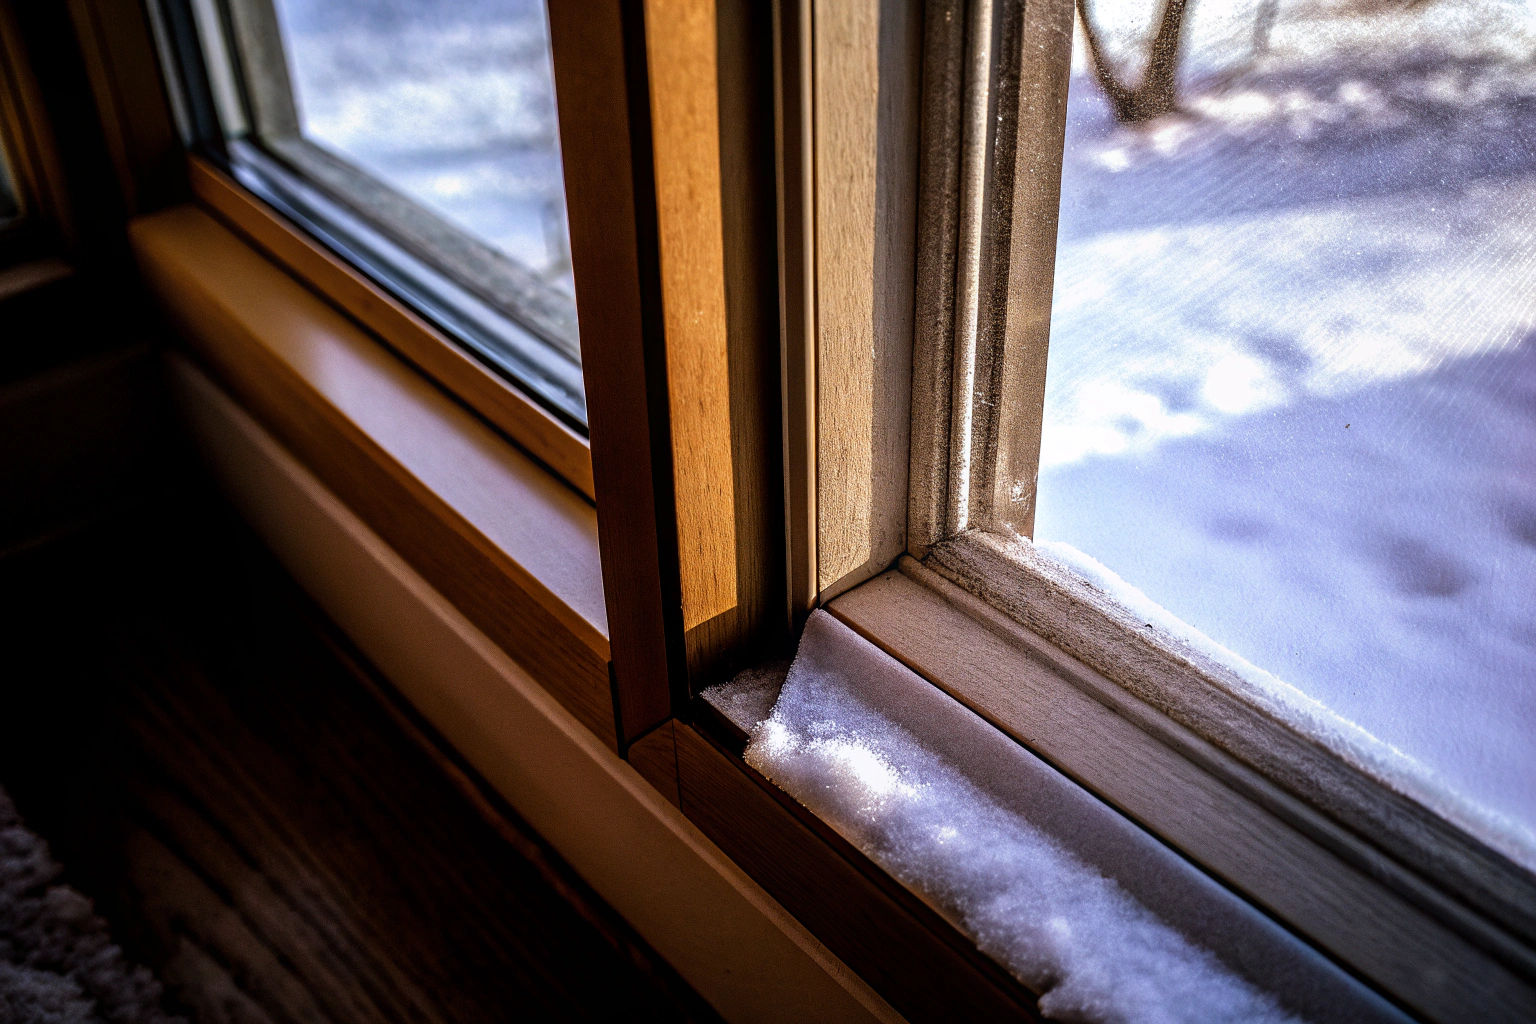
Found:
[1038,0,1536,846]
[746,611,1306,1024]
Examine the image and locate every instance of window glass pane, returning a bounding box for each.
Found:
[269,0,572,295]
[1039,0,1536,840]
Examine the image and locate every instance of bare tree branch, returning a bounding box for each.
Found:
[1076,0,1192,123]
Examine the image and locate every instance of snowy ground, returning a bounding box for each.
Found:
[268,0,574,293]
[1039,0,1536,848]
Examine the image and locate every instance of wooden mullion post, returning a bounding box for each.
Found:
[548,0,684,750]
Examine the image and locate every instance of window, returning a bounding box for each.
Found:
[1037,0,1536,853]
[180,0,585,429]
[918,0,1536,843]
[777,0,1536,1017]
[132,0,1536,1016]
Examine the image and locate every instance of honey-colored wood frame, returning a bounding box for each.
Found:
[131,206,617,747]
[165,355,901,1024]
[188,157,597,499]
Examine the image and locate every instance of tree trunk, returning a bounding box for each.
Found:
[1076,0,1192,123]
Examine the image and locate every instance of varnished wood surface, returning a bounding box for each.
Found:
[129,205,618,749]
[627,721,682,810]
[0,496,721,1024]
[674,721,1042,1024]
[644,0,738,634]
[547,0,679,746]
[187,157,596,500]
[679,0,787,690]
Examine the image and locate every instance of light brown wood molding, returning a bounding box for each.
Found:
[812,0,921,602]
[130,204,617,748]
[186,156,597,501]
[644,0,739,633]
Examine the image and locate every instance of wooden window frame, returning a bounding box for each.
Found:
[112,0,1536,1018]
[738,1,1536,1021]
[152,0,591,473]
[132,0,688,752]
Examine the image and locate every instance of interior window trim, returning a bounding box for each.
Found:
[189,153,595,498]
[119,0,1536,1016]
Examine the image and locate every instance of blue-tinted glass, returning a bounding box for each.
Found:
[269,0,573,296]
[1039,0,1536,841]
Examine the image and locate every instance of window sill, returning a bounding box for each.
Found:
[186,155,594,500]
[828,539,1536,1023]
[129,204,614,747]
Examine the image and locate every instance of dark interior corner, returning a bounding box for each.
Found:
[0,458,721,1024]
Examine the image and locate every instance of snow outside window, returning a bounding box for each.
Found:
[1032,0,1536,851]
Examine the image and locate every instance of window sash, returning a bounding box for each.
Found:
[169,0,587,430]
[792,0,1536,1016]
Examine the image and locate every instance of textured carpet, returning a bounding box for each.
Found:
[0,787,178,1024]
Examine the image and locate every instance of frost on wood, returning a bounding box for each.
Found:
[739,611,1402,1024]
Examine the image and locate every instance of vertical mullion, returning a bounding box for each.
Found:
[943,0,998,539]
[928,0,1073,542]
[905,0,969,559]
[812,0,920,605]
[775,0,817,631]
[980,0,1073,538]
[549,0,681,748]
[644,0,738,641]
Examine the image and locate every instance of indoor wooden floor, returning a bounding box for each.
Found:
[0,486,720,1024]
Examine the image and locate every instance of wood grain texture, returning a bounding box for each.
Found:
[188,157,597,499]
[831,565,1536,1024]
[0,505,720,1024]
[644,0,738,634]
[174,362,904,1024]
[628,720,682,809]
[548,0,678,746]
[679,0,786,690]
[674,721,1043,1024]
[814,0,920,601]
[131,205,618,748]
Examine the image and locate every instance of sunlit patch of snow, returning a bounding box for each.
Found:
[1095,147,1134,172]
[1201,353,1283,415]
